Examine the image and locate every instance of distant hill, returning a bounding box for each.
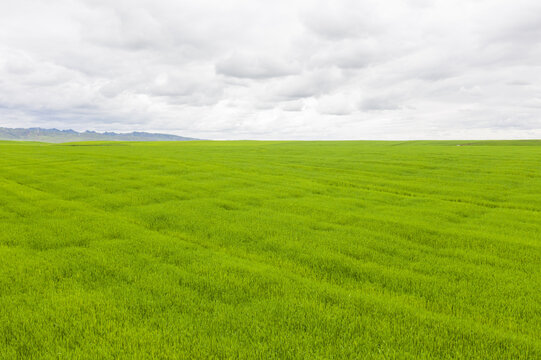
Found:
[0,127,198,143]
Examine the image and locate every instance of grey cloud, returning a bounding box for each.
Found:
[360,97,401,112]
[267,68,344,101]
[0,0,540,139]
[507,81,531,86]
[216,53,299,79]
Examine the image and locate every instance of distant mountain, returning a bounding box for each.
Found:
[0,127,198,143]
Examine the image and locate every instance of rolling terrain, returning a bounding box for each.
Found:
[0,140,540,359]
[0,127,197,142]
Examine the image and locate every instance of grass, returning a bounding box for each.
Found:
[0,140,540,359]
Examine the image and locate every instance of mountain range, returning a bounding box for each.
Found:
[0,127,198,143]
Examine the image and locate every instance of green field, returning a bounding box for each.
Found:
[1,140,540,359]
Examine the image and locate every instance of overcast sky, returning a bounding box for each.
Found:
[0,0,540,139]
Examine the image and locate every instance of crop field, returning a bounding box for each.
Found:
[0,140,540,359]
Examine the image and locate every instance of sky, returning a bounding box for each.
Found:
[0,0,540,140]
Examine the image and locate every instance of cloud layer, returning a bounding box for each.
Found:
[0,0,540,139]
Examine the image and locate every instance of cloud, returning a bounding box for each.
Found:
[280,100,305,112]
[0,0,540,139]
[317,93,356,115]
[216,52,299,79]
[266,68,345,101]
[360,97,401,112]
[300,0,383,41]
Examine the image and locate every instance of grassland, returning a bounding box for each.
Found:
[0,140,540,359]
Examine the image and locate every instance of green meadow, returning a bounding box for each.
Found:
[0,140,540,359]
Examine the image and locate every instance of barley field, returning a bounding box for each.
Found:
[0,140,540,359]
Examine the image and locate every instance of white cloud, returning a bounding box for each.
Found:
[0,0,540,139]
[317,93,356,116]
